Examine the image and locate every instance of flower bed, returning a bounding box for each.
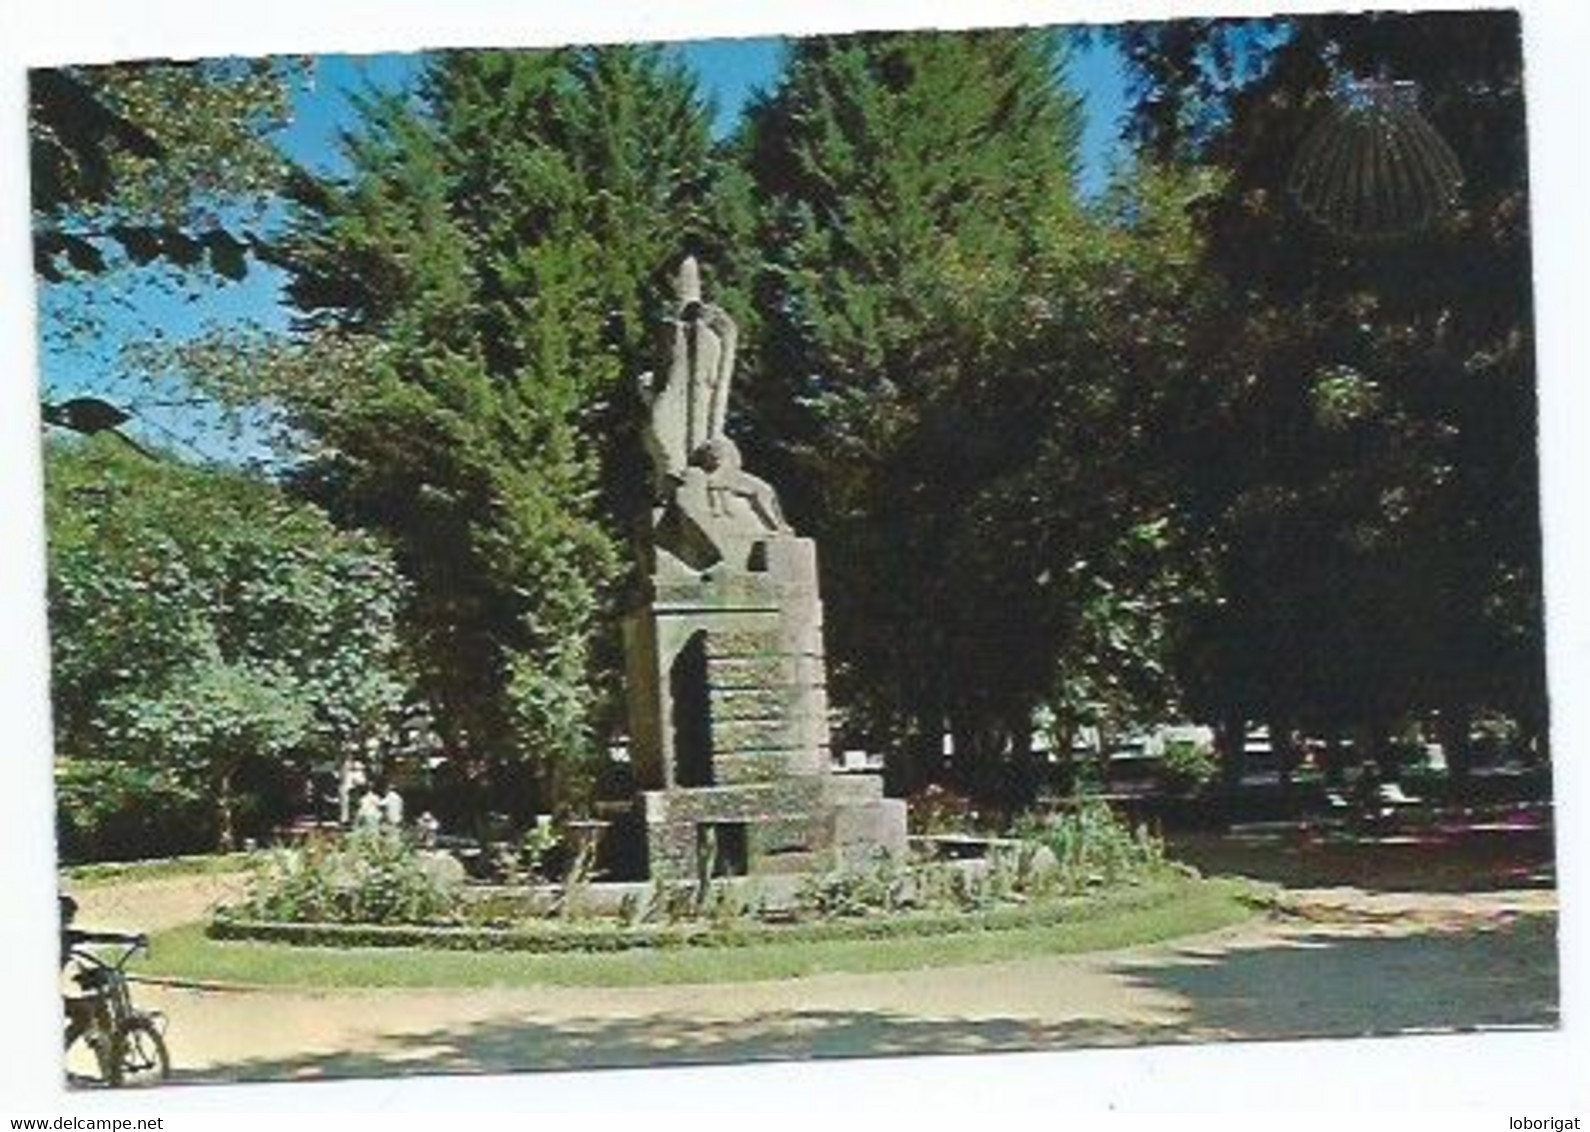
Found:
[208,875,1212,953]
[211,795,1192,953]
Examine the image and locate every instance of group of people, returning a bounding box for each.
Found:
[351,780,441,847]
[354,782,405,830]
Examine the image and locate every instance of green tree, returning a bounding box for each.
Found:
[46,437,414,856]
[185,47,732,814]
[739,29,1222,799]
[1111,11,1544,782]
[918,164,1230,797]
[30,57,306,458]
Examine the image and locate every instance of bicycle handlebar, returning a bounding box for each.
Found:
[66,931,149,968]
[71,930,146,946]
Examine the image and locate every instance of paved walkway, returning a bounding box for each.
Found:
[91,885,1555,1084]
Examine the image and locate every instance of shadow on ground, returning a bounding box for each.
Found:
[176,1013,1189,1083]
[180,915,1557,1084]
[1110,914,1557,1039]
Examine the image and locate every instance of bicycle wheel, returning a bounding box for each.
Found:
[61,996,113,1087]
[107,1015,169,1087]
[61,1028,111,1087]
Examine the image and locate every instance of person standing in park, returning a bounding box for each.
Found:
[354,784,382,831]
[380,781,404,828]
[339,759,368,826]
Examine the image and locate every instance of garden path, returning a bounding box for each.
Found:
[70,871,247,934]
[127,885,1554,1082]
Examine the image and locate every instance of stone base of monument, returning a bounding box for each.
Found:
[640,776,909,878]
[619,531,907,880]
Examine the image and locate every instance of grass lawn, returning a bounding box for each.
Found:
[137,876,1259,990]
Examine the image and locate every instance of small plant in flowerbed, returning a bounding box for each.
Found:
[488,822,561,888]
[234,828,463,926]
[795,854,913,918]
[791,800,1171,924]
[216,798,1187,953]
[906,784,986,835]
[1012,795,1170,894]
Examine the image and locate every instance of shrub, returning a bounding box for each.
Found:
[1160,736,1220,796]
[237,829,461,925]
[795,854,912,918]
[1470,713,1521,758]
[55,759,215,863]
[1014,797,1166,892]
[906,784,981,835]
[793,848,1059,919]
[209,877,1215,953]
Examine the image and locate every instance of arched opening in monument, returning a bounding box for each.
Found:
[670,630,714,788]
[697,821,748,877]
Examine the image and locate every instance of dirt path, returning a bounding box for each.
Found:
[68,872,248,934]
[121,885,1555,1083]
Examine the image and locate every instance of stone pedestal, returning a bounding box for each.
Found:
[623,532,906,878]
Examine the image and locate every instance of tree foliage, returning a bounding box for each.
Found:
[194,47,734,812]
[30,58,300,283]
[46,15,1547,838]
[738,30,1230,795]
[46,437,414,855]
[1110,10,1543,769]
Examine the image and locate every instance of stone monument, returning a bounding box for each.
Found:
[620,257,907,879]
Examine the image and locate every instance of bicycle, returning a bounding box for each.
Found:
[63,931,171,1087]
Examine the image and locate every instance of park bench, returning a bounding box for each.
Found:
[1378,782,1422,807]
[1324,781,1426,828]
[909,833,1024,860]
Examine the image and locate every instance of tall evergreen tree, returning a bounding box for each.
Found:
[739,29,1093,793]
[268,47,729,812]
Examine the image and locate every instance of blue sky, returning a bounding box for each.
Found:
[273,38,1127,178]
[38,33,1130,461]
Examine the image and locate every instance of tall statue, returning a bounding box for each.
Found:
[620,259,907,883]
[638,257,788,550]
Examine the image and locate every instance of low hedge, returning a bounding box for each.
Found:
[209,876,1238,953]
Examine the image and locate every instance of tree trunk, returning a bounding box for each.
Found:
[949,719,1000,807]
[1436,707,1472,796]
[216,765,236,853]
[1269,716,1299,796]
[1090,721,1113,795]
[1218,712,1246,795]
[1322,730,1348,788]
[949,711,1039,811]
[1373,718,1397,778]
[1049,718,1077,797]
[1008,719,1036,811]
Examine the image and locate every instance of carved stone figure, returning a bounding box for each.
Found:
[639,257,786,562]
[638,255,740,491]
[694,437,789,533]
